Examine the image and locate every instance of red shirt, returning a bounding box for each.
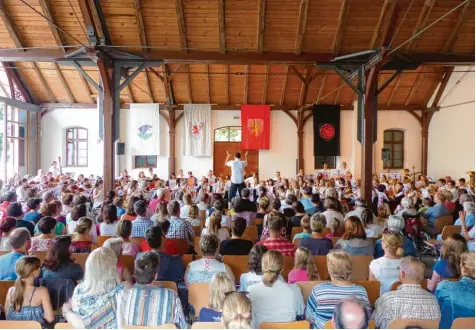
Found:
[140,238,181,255]
[0,201,10,219]
[444,202,456,213]
[256,237,296,257]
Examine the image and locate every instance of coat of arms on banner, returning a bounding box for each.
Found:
[248,119,264,137]
[137,124,153,140]
[319,123,335,141]
[191,122,204,140]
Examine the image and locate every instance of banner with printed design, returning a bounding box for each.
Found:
[313,104,340,156]
[241,104,270,150]
[183,104,212,156]
[126,104,160,155]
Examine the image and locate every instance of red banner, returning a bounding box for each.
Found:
[241,105,270,150]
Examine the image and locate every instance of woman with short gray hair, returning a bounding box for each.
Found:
[394,197,417,218]
[374,215,416,258]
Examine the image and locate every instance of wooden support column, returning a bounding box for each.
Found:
[297,108,305,173]
[168,106,176,175]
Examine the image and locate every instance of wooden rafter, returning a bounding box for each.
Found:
[0,1,24,50]
[386,75,401,106]
[430,67,454,108]
[262,65,269,104]
[53,63,75,103]
[143,69,154,103]
[316,75,327,104]
[244,65,249,104]
[39,0,65,51]
[77,69,94,103]
[298,66,312,106]
[291,66,306,84]
[332,0,351,55]
[407,0,435,52]
[370,0,396,48]
[295,0,309,55]
[224,65,229,104]
[405,70,424,106]
[132,0,148,52]
[334,87,342,104]
[175,0,187,53]
[443,0,473,52]
[218,0,226,54]
[169,64,183,80]
[78,0,107,44]
[186,64,192,103]
[280,65,289,105]
[257,0,267,53]
[205,64,211,103]
[32,63,56,102]
[124,84,135,103]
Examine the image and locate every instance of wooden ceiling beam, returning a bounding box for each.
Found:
[218,0,226,54]
[77,69,94,103]
[443,0,473,52]
[262,65,269,104]
[386,75,401,106]
[175,0,187,53]
[370,0,397,49]
[430,66,454,108]
[32,63,56,102]
[280,65,289,105]
[295,0,309,55]
[224,65,229,104]
[54,63,75,103]
[333,87,342,105]
[298,66,312,106]
[186,64,192,103]
[124,84,135,103]
[132,0,148,52]
[407,0,435,52]
[405,69,424,106]
[39,0,65,51]
[78,0,108,44]
[316,75,327,104]
[143,69,154,103]
[291,66,306,84]
[332,0,351,55]
[205,64,211,104]
[244,65,248,104]
[257,0,267,53]
[0,1,24,50]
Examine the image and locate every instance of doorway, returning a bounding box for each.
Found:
[213,126,259,178]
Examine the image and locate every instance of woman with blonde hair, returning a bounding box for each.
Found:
[180,192,193,218]
[150,200,169,223]
[248,250,304,328]
[71,217,95,253]
[116,220,140,257]
[5,256,54,326]
[186,204,200,226]
[305,250,370,329]
[222,292,252,329]
[103,237,132,283]
[428,233,468,292]
[288,247,319,284]
[199,272,236,322]
[202,211,229,242]
[436,251,475,329]
[369,231,404,294]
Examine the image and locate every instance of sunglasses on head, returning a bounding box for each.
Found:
[225,290,250,299]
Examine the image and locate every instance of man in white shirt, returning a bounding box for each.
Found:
[48,161,60,177]
[225,151,248,203]
[15,178,28,203]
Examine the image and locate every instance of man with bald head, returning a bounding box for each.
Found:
[372,256,440,329]
[332,298,369,329]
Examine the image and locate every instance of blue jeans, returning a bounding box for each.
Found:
[228,182,245,203]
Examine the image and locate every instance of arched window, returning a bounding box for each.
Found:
[214,126,241,142]
[383,129,404,169]
[65,127,88,167]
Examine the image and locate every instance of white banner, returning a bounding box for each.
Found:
[183,104,212,156]
[125,104,160,155]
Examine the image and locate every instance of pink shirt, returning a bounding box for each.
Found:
[287,268,309,284]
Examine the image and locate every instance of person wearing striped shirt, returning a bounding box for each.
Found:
[305,250,371,329]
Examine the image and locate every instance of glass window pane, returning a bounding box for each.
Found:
[214,128,229,141]
[393,144,402,152]
[146,156,157,166]
[229,128,241,142]
[77,158,87,166]
[393,151,403,160]
[18,126,26,138]
[394,131,404,141]
[78,150,88,158]
[78,129,87,139]
[394,159,403,168]
[384,131,392,142]
[67,129,73,139]
[78,141,88,150]
[135,156,146,167]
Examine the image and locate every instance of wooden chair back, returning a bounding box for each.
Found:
[243,226,258,241]
[182,254,202,268]
[130,237,144,246]
[259,320,310,329]
[388,319,439,329]
[167,239,189,255]
[223,255,249,284]
[441,225,462,240]
[451,317,475,329]
[153,281,178,293]
[194,236,201,255]
[199,210,207,229]
[283,256,294,280]
[191,322,223,329]
[188,283,210,317]
[54,323,73,329]
[97,235,114,247]
[0,280,15,306]
[124,325,176,329]
[72,253,89,269]
[314,256,329,280]
[193,226,202,238]
[0,321,42,329]
[30,251,48,264]
[330,237,340,246]
[391,280,428,291]
[254,217,264,226]
[435,215,454,233]
[324,320,375,329]
[119,254,135,274]
[291,227,303,241]
[351,255,373,280]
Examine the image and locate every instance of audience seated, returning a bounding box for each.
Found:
[239,245,269,291]
[373,256,440,329]
[202,211,230,242]
[0,228,31,280]
[0,216,16,251]
[261,200,287,239]
[248,250,305,328]
[199,272,235,322]
[30,217,57,253]
[130,200,154,238]
[293,215,312,243]
[291,201,307,228]
[166,200,195,247]
[37,202,66,235]
[423,192,450,235]
[460,208,476,252]
[8,202,34,236]
[119,252,187,328]
[185,234,234,287]
[326,218,343,239]
[257,214,296,257]
[5,256,55,327]
[394,197,418,219]
[299,213,333,256]
[332,298,370,329]
[305,193,324,216]
[99,204,118,236]
[369,231,403,294]
[121,196,139,221]
[436,251,475,329]
[0,191,17,220]
[305,250,371,329]
[23,198,42,223]
[235,188,257,214]
[288,247,319,284]
[116,220,140,257]
[71,217,95,253]
[221,291,252,329]
[335,217,374,256]
[362,208,382,238]
[220,217,253,256]
[374,216,416,258]
[322,198,344,230]
[103,237,132,283]
[41,235,84,282]
[428,233,468,292]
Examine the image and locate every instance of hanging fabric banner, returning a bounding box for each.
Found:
[125,104,161,155]
[241,104,270,150]
[183,104,212,156]
[313,104,340,156]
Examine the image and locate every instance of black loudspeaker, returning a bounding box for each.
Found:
[381,148,391,161]
[117,142,125,155]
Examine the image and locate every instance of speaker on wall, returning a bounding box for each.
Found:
[117,142,125,155]
[381,148,391,161]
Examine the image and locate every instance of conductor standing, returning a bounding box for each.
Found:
[225,150,248,204]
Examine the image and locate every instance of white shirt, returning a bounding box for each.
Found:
[369,257,402,295]
[322,209,344,230]
[248,280,305,328]
[100,221,118,236]
[15,186,27,202]
[226,158,247,184]
[67,221,98,243]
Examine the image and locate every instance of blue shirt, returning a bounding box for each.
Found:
[424,204,450,226]
[454,213,475,229]
[131,216,154,238]
[299,197,313,211]
[136,251,185,284]
[433,258,457,279]
[374,236,416,258]
[116,208,126,217]
[23,211,41,223]
[0,252,25,280]
[199,308,222,322]
[436,277,475,329]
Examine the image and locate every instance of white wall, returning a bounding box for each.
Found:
[41,108,103,177]
[428,69,475,179]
